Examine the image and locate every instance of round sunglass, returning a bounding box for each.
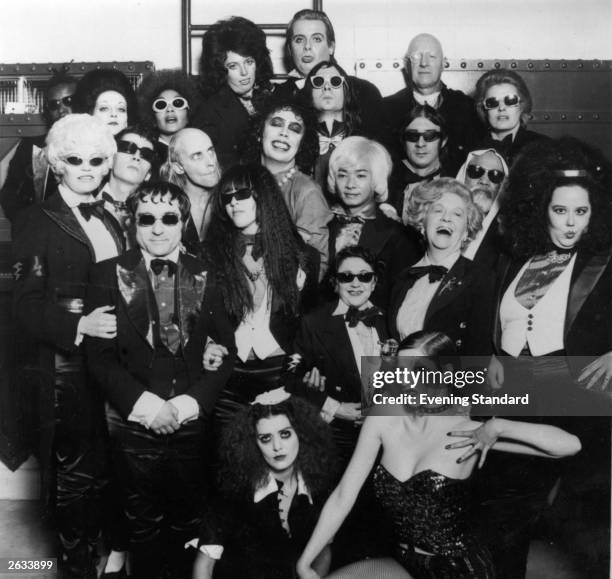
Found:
[403,130,442,143]
[222,188,254,206]
[47,95,74,111]
[62,155,106,167]
[466,164,505,184]
[336,272,375,284]
[117,140,156,163]
[310,75,344,89]
[152,97,189,112]
[482,94,521,111]
[136,213,181,227]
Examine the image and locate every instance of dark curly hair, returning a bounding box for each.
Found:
[72,68,138,124]
[302,60,362,136]
[136,69,200,135]
[199,16,273,99]
[216,396,337,499]
[205,163,305,324]
[474,68,532,127]
[126,180,191,223]
[500,137,612,259]
[241,95,319,174]
[332,245,382,279]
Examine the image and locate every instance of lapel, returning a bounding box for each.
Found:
[116,250,154,348]
[565,250,611,337]
[320,308,361,380]
[425,256,470,323]
[176,254,208,349]
[493,256,526,349]
[359,210,393,256]
[42,194,94,257]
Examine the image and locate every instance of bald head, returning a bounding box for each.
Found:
[405,33,444,94]
[168,128,220,190]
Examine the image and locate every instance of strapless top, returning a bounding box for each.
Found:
[373,464,477,557]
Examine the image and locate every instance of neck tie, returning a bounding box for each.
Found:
[334,213,366,226]
[151,259,177,277]
[101,192,127,212]
[407,265,448,283]
[77,200,105,221]
[345,306,381,328]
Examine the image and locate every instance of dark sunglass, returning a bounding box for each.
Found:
[47,95,74,111]
[136,213,181,227]
[482,94,521,110]
[310,75,344,89]
[403,130,442,143]
[466,164,505,184]
[117,140,156,163]
[222,188,254,205]
[152,97,189,112]
[336,271,375,284]
[63,155,106,167]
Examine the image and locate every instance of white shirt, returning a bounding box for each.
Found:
[413,90,441,108]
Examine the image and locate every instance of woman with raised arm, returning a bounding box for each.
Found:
[296,331,581,579]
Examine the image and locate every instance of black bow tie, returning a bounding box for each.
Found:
[77,200,105,221]
[407,265,448,283]
[101,192,127,212]
[150,259,177,277]
[345,306,381,328]
[334,214,366,225]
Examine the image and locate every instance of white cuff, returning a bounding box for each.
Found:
[320,396,341,423]
[169,394,199,424]
[184,538,224,560]
[128,392,166,428]
[75,317,85,346]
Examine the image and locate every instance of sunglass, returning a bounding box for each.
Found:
[117,140,156,163]
[62,155,106,167]
[222,188,254,205]
[152,97,189,112]
[466,164,505,184]
[403,130,442,143]
[336,272,375,284]
[310,75,344,89]
[47,95,74,111]
[136,213,181,227]
[482,94,521,110]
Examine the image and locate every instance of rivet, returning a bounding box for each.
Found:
[477,62,483,68]
[561,62,567,68]
[31,65,36,71]
[544,62,550,69]
[376,62,382,69]
[577,114,583,120]
[128,65,134,71]
[48,65,53,71]
[593,113,600,120]
[544,114,550,120]
[15,65,20,71]
[561,114,567,120]
[511,62,517,68]
[594,62,600,68]
[17,128,22,134]
[460,62,466,69]
[393,62,400,69]
[578,62,583,69]
[528,62,533,68]
[359,62,365,69]
[494,62,500,69]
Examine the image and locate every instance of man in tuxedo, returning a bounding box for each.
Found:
[382,33,484,173]
[86,181,235,579]
[1,71,76,225]
[12,114,124,578]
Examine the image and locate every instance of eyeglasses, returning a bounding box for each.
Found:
[117,140,156,163]
[403,130,442,143]
[62,155,106,167]
[136,213,181,227]
[47,95,74,111]
[482,94,521,110]
[336,272,375,284]
[407,51,439,63]
[310,75,344,89]
[152,97,189,112]
[466,164,505,184]
[222,188,254,205]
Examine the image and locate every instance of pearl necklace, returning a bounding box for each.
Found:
[277,166,297,187]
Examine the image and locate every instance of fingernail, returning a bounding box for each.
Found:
[456,458,462,463]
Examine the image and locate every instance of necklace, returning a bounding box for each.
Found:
[545,250,574,265]
[276,166,297,187]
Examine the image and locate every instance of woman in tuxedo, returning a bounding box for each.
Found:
[482,136,612,579]
[389,178,492,356]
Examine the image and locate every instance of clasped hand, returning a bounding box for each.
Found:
[150,401,180,435]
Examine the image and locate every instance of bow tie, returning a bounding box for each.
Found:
[150,259,177,277]
[345,306,381,328]
[407,265,448,283]
[101,192,127,212]
[77,200,105,221]
[334,213,366,226]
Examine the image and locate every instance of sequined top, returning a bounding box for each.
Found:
[373,465,477,556]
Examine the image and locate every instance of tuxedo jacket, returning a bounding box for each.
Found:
[1,134,58,224]
[479,126,548,168]
[493,249,612,374]
[327,208,423,309]
[468,216,508,271]
[85,249,236,419]
[289,300,390,408]
[389,255,494,356]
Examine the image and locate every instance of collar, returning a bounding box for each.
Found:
[490,125,520,142]
[331,203,377,221]
[332,299,374,317]
[413,90,441,107]
[317,120,345,138]
[288,69,306,90]
[417,250,461,270]
[402,159,441,180]
[58,183,95,207]
[253,471,313,505]
[141,247,181,271]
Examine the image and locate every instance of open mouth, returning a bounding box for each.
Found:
[302,56,313,63]
[273,454,286,461]
[272,140,290,151]
[165,114,178,123]
[435,226,452,236]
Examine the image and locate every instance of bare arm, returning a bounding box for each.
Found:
[296,416,383,577]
